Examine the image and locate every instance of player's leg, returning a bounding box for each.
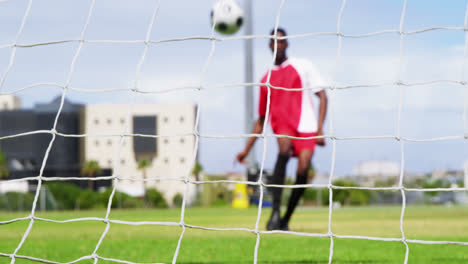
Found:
[281,148,314,230]
[266,135,292,230]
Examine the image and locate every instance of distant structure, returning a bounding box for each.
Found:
[0,95,198,205]
[353,160,400,186]
[432,169,464,182]
[0,95,21,110]
[0,95,84,179]
[82,103,197,202]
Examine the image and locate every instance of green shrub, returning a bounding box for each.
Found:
[172,193,184,208]
[1,192,35,211]
[145,188,168,208]
[111,188,144,208]
[104,189,144,209]
[121,195,144,208]
[303,188,318,202]
[0,195,6,209]
[77,190,102,209]
[46,182,81,210]
[320,179,371,206]
[349,189,371,205]
[423,178,450,197]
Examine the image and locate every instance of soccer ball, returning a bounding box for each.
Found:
[210,0,244,35]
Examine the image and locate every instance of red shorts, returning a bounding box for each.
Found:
[273,125,317,157]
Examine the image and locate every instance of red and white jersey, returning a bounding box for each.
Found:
[258,57,326,133]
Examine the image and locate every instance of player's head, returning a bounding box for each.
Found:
[269,27,288,64]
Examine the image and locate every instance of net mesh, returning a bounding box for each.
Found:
[0,0,467,264]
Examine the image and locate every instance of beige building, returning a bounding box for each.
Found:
[0,95,21,110]
[80,103,198,205]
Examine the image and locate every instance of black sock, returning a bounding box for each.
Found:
[271,153,289,212]
[282,171,307,224]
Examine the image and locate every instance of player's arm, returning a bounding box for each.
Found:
[236,116,265,163]
[236,82,268,163]
[315,90,327,146]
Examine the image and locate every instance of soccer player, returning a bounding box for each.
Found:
[236,27,328,231]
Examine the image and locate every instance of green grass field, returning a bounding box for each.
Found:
[1,205,468,263]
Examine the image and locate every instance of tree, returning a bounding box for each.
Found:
[191,161,203,203]
[0,150,9,179]
[191,161,203,181]
[137,158,151,196]
[81,160,101,191]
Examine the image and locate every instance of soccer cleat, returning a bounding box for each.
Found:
[280,223,289,231]
[279,219,290,231]
[266,210,281,230]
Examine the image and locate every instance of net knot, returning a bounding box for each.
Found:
[50,128,57,134]
[395,80,404,86]
[257,179,265,186]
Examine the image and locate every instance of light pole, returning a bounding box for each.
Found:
[244,0,256,173]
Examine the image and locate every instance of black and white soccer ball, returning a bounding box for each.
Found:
[210,0,244,35]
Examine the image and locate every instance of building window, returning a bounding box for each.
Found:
[133,115,157,155]
[179,116,185,123]
[120,159,125,165]
[163,117,169,123]
[108,160,112,166]
[94,119,99,125]
[120,118,125,125]
[164,158,169,164]
[164,139,169,144]
[107,140,112,146]
[95,140,99,147]
[180,157,185,164]
[107,118,112,125]
[180,138,185,144]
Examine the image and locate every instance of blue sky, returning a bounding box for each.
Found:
[1,0,467,177]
